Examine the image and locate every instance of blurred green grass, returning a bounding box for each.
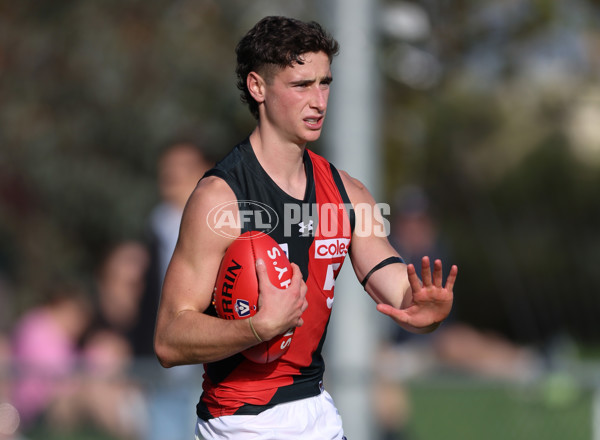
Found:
[406,378,593,440]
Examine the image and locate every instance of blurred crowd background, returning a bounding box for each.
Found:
[2,0,600,439]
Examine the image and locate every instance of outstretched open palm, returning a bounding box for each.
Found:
[377,256,457,331]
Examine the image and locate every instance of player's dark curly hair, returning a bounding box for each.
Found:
[235,16,340,120]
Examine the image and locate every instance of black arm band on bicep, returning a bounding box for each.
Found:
[360,256,405,288]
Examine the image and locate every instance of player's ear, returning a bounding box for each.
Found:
[247,72,266,104]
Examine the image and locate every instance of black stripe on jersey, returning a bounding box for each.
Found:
[329,163,355,235]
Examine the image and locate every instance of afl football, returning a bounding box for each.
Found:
[213,231,294,363]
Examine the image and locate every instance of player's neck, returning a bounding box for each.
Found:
[249,128,307,199]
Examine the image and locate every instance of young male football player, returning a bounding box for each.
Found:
[154,16,457,440]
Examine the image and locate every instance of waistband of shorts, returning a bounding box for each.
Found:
[197,378,324,420]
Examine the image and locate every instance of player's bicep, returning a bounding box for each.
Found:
[158,178,238,319]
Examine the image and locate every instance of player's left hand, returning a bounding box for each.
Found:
[376,256,456,333]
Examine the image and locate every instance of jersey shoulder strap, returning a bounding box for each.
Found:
[306,150,355,234]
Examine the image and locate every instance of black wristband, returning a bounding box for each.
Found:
[360,256,405,288]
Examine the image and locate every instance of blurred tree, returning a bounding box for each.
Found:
[380,0,600,347]
[0,0,319,309]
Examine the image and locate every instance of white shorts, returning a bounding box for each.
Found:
[195,390,345,440]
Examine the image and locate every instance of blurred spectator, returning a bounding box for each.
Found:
[0,277,14,406]
[92,240,150,345]
[0,275,22,439]
[373,185,544,440]
[151,135,214,283]
[387,185,452,344]
[10,282,92,432]
[132,134,214,357]
[78,240,151,439]
[0,332,10,403]
[0,333,18,440]
[81,329,147,439]
[133,134,214,440]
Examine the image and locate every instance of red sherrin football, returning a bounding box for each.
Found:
[213,231,294,363]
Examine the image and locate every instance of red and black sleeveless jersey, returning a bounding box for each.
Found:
[197,139,354,420]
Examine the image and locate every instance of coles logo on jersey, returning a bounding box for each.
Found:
[314,238,350,259]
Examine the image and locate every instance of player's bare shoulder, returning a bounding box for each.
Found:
[337,169,374,205]
[179,175,240,253]
[187,176,236,213]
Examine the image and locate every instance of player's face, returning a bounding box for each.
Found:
[262,51,333,145]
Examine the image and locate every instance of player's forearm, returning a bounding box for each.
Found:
[365,271,411,310]
[154,310,259,367]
